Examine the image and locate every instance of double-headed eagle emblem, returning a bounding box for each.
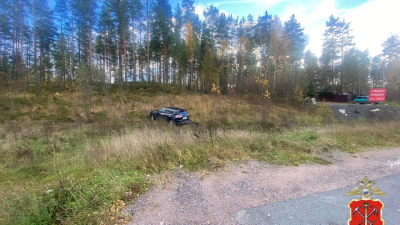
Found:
[345,176,387,200]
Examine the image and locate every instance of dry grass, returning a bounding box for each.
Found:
[1,82,322,129]
[86,126,256,172]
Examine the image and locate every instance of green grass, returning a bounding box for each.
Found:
[1,82,400,224]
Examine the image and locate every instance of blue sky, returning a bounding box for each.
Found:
[175,0,400,58]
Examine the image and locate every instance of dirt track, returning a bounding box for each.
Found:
[124,148,400,225]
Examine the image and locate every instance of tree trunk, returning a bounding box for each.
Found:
[40,38,44,82]
[89,10,93,69]
[158,58,162,83]
[139,20,143,80]
[84,31,87,64]
[118,34,123,82]
[190,58,194,90]
[46,48,50,82]
[12,3,16,80]
[78,31,82,62]
[177,58,181,87]
[33,0,38,82]
[146,0,150,83]
[0,37,2,63]
[131,4,136,82]
[103,29,106,72]
[331,32,334,88]
[71,3,74,81]
[26,41,30,83]
[340,36,344,93]
[118,33,123,101]
[124,29,127,83]
[21,0,25,95]
[163,40,168,83]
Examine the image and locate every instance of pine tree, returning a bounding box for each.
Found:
[382,35,400,99]
[36,0,56,82]
[370,56,384,88]
[255,10,272,64]
[203,5,219,49]
[338,19,353,92]
[151,0,172,83]
[284,14,305,65]
[236,36,250,94]
[107,0,130,82]
[0,2,12,74]
[97,5,115,82]
[382,34,400,61]
[201,41,215,93]
[320,15,341,89]
[342,48,370,94]
[171,3,184,86]
[53,34,70,82]
[128,0,141,82]
[185,21,196,90]
[54,0,71,82]
[304,50,319,96]
[269,16,289,97]
[145,0,152,82]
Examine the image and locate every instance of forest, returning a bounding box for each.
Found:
[0,0,400,100]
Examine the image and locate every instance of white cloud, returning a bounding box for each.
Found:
[220,9,236,18]
[216,0,285,7]
[195,3,236,20]
[195,4,205,20]
[280,0,400,58]
[342,0,400,57]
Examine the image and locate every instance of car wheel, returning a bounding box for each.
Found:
[355,102,360,105]
[151,115,156,121]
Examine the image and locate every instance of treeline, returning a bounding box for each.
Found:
[1,0,400,100]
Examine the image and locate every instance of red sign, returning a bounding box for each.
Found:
[369,89,386,102]
[348,199,384,225]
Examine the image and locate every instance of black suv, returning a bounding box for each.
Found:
[149,107,191,125]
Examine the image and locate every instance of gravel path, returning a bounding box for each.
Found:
[328,104,400,121]
[124,148,400,225]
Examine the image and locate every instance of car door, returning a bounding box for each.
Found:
[157,108,166,119]
[164,110,175,121]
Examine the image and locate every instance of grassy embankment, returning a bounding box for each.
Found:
[1,82,400,224]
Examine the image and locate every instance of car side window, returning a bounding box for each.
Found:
[159,109,166,113]
[165,110,174,114]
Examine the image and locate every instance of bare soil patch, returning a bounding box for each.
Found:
[329,104,400,121]
[124,148,400,225]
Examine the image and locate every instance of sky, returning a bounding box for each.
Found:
[169,0,400,58]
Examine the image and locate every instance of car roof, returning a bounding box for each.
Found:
[165,107,186,111]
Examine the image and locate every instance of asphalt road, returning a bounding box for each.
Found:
[233,173,400,225]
